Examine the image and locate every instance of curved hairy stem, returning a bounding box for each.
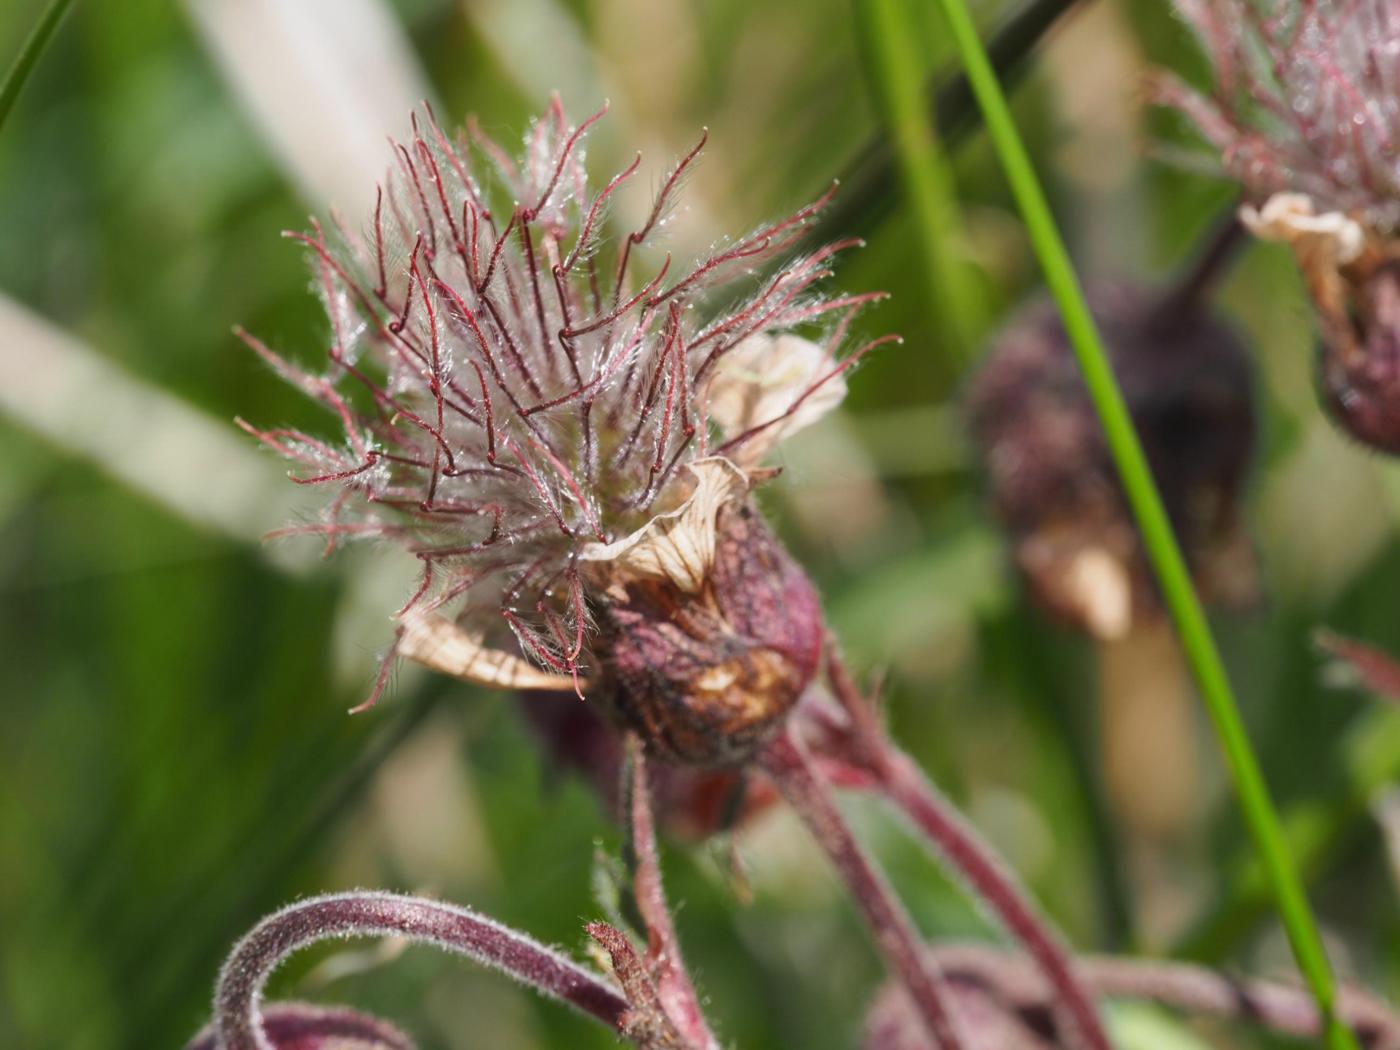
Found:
[926,944,1400,1049]
[760,728,969,1050]
[822,654,1110,1050]
[207,891,629,1050]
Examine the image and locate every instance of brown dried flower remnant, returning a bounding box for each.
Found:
[240,99,889,762]
[969,281,1256,639]
[1156,0,1400,452]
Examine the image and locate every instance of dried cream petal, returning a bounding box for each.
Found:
[704,332,845,464]
[396,611,579,691]
[579,457,748,593]
[1067,547,1133,642]
[1240,192,1365,265]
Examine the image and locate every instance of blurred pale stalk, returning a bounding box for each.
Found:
[0,298,300,552]
[3,0,439,657]
[460,0,607,114]
[1097,623,1202,946]
[184,0,430,220]
[858,0,984,359]
[1,0,433,559]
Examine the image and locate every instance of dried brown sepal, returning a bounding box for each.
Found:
[581,459,750,594]
[596,501,824,765]
[586,923,693,1050]
[1238,195,1400,453]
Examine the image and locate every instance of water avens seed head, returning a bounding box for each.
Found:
[239,99,882,761]
[1156,0,1400,454]
[969,282,1257,639]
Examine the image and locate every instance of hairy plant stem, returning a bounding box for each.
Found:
[883,755,1108,1048]
[622,735,721,1049]
[923,944,1400,1048]
[211,892,629,1050]
[824,653,1111,1050]
[760,728,969,1050]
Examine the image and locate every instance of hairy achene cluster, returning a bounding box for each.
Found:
[1157,0,1400,452]
[241,100,888,765]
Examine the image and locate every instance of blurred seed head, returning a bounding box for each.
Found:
[1156,0,1400,453]
[968,282,1257,639]
[241,99,885,761]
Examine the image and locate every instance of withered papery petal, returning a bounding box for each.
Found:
[1240,192,1366,266]
[704,332,846,464]
[1067,547,1134,642]
[579,458,749,593]
[396,611,580,691]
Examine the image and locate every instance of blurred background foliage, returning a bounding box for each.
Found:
[3,0,1400,1048]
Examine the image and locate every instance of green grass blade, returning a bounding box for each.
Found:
[924,0,1359,1045]
[857,0,985,358]
[0,0,74,136]
[813,0,1075,246]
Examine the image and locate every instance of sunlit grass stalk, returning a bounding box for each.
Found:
[858,0,984,357]
[924,0,1359,1047]
[0,0,74,135]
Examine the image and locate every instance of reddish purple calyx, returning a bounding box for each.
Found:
[596,501,824,766]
